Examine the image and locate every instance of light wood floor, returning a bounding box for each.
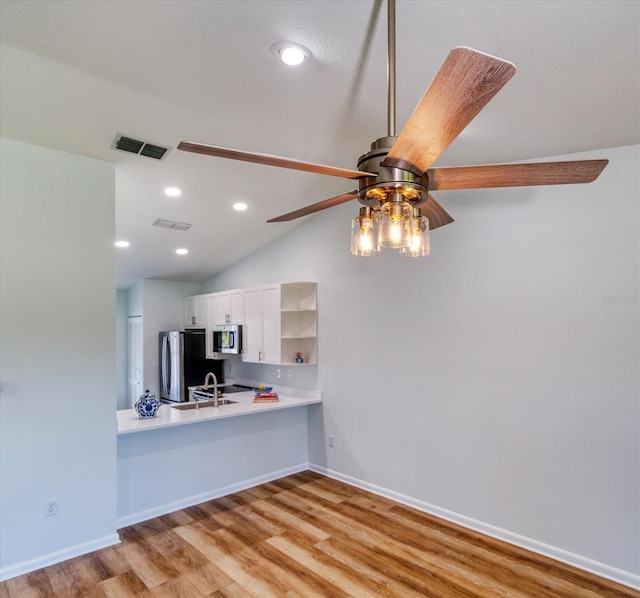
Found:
[1,471,637,597]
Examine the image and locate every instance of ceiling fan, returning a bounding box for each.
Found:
[178,0,607,256]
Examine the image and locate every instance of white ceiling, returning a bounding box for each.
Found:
[1,0,638,289]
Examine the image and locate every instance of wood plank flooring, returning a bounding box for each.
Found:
[1,471,637,597]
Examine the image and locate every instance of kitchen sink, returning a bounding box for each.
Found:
[171,399,238,410]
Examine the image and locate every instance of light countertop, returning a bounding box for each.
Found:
[117,389,321,435]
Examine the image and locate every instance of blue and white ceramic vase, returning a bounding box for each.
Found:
[135,389,159,419]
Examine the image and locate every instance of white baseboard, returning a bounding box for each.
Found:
[116,462,309,529]
[309,463,640,592]
[0,533,120,582]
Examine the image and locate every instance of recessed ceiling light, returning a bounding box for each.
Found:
[115,241,130,248]
[233,202,248,211]
[175,248,189,255]
[271,41,311,66]
[164,187,182,197]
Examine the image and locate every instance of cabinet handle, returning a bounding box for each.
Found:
[192,316,196,325]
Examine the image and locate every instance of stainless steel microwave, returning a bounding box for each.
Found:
[212,324,242,354]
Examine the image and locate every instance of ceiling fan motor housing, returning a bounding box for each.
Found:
[357,137,429,208]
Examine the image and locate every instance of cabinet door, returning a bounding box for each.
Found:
[260,284,281,364]
[184,296,197,327]
[195,295,208,326]
[208,292,230,326]
[228,289,244,324]
[185,294,207,327]
[242,287,261,362]
[204,293,216,359]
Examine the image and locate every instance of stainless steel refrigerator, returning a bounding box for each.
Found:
[159,329,223,402]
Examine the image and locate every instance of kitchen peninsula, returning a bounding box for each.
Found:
[117,388,321,434]
[116,387,321,528]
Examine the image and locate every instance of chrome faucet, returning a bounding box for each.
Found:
[203,372,219,407]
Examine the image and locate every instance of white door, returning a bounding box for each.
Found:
[127,316,143,408]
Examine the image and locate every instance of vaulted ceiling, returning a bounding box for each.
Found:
[1,0,638,289]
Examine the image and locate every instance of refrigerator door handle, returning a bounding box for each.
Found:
[167,337,172,394]
[161,335,169,396]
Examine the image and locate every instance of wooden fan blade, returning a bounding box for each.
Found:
[428,159,609,191]
[178,142,375,180]
[419,195,455,230]
[382,47,516,176]
[268,190,359,223]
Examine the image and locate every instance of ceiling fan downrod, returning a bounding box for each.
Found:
[356,0,429,210]
[387,0,396,138]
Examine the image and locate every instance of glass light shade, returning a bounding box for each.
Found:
[378,201,413,249]
[350,209,380,256]
[401,214,430,257]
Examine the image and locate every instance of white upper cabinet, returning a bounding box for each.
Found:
[242,287,262,362]
[203,289,245,358]
[228,289,244,324]
[260,284,282,364]
[242,284,281,364]
[208,289,244,326]
[184,294,208,328]
[242,282,317,365]
[186,282,317,365]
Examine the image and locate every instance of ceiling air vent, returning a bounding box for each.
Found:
[112,134,169,160]
[152,218,192,232]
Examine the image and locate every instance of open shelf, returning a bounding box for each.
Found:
[280,282,317,365]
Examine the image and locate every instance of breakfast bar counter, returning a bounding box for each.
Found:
[117,389,321,435]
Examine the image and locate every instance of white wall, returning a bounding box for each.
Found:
[205,145,639,580]
[116,290,129,410]
[128,279,143,317]
[140,279,202,399]
[0,138,118,578]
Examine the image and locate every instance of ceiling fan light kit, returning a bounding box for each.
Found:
[179,0,607,259]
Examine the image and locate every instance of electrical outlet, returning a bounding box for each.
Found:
[45,499,57,517]
[276,369,281,379]
[329,435,334,447]
[287,369,293,380]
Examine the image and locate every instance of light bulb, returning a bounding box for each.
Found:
[271,42,311,67]
[280,47,305,66]
[389,219,403,243]
[359,229,374,252]
[379,200,412,249]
